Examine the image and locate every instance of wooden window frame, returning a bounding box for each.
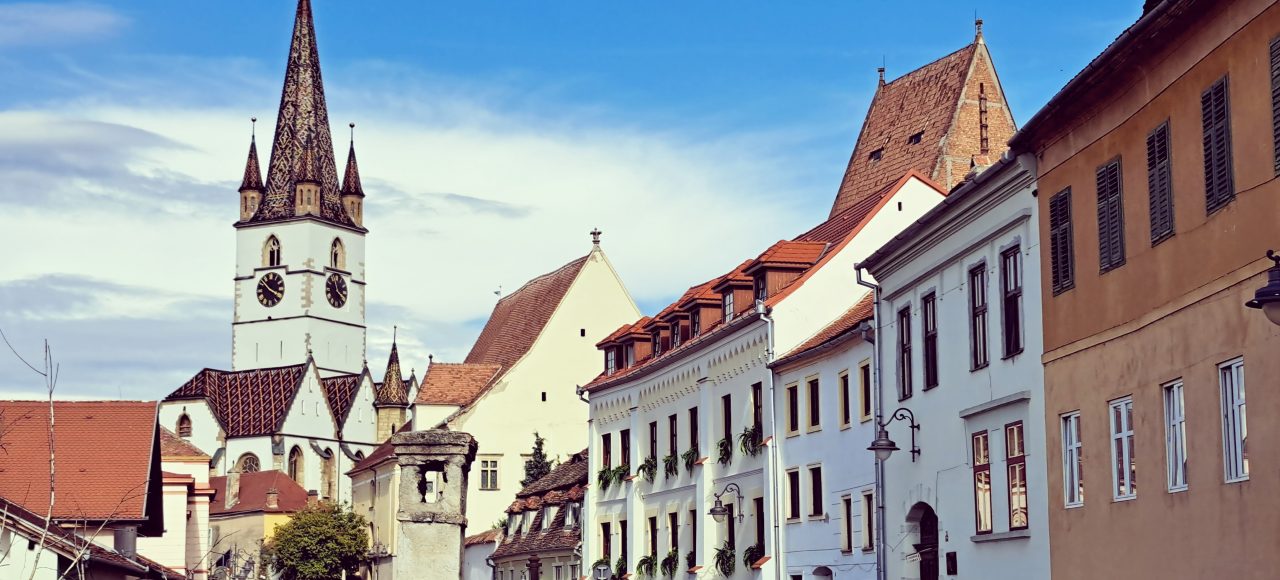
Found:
[648,516,658,558]
[1109,396,1137,500]
[858,362,873,422]
[620,429,630,471]
[1147,121,1175,244]
[969,263,989,370]
[897,306,913,400]
[1000,247,1024,358]
[806,376,821,432]
[601,522,612,560]
[722,394,733,444]
[668,414,678,457]
[1202,75,1235,214]
[841,494,854,553]
[786,383,800,436]
[838,370,852,429]
[752,382,764,439]
[786,468,801,521]
[689,407,700,456]
[480,457,500,491]
[860,490,875,552]
[648,421,658,462]
[972,431,992,534]
[1005,422,1028,531]
[1095,158,1126,273]
[1049,188,1075,294]
[808,464,825,518]
[602,433,612,469]
[669,512,679,554]
[922,292,938,389]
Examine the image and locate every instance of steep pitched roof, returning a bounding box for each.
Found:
[465,529,502,547]
[164,363,323,438]
[239,134,264,192]
[0,401,158,521]
[209,470,309,516]
[772,293,875,368]
[341,138,365,198]
[159,427,209,459]
[745,240,829,273]
[414,362,503,407]
[375,340,409,406]
[245,0,358,229]
[493,450,588,560]
[321,373,362,427]
[464,255,589,369]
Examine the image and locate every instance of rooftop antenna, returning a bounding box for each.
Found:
[392,325,397,343]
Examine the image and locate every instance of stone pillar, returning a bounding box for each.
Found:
[527,554,542,580]
[392,430,478,580]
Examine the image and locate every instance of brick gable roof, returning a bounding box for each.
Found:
[493,450,587,560]
[0,401,158,522]
[414,362,503,407]
[209,470,309,516]
[465,255,589,370]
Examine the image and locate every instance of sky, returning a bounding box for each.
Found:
[0,0,1141,400]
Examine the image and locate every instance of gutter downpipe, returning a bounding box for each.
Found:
[758,301,783,580]
[854,264,885,580]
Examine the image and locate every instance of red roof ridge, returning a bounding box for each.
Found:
[464,254,590,370]
[414,361,504,408]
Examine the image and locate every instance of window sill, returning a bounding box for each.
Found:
[970,529,1030,543]
[1001,349,1024,361]
[1168,485,1188,494]
[1112,495,1136,503]
[1064,502,1083,510]
[859,416,873,424]
[839,423,852,431]
[786,431,800,439]
[806,426,822,434]
[786,518,801,525]
[1226,476,1250,485]
[970,363,989,373]
[861,546,875,554]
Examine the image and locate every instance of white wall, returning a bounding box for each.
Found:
[867,155,1048,580]
[0,526,61,580]
[463,542,496,580]
[158,400,219,462]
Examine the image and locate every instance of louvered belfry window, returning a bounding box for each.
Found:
[1147,122,1175,244]
[1049,188,1075,294]
[1096,159,1126,273]
[1202,76,1235,213]
[1272,37,1280,175]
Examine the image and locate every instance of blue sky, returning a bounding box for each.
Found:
[0,1,1140,399]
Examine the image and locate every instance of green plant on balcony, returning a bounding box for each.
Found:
[636,554,657,578]
[615,555,627,579]
[638,456,657,482]
[712,541,735,577]
[685,550,695,571]
[614,464,631,484]
[682,448,698,474]
[663,454,679,479]
[597,467,615,491]
[742,544,764,569]
[738,424,763,457]
[660,548,680,577]
[716,437,733,466]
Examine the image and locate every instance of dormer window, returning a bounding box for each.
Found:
[908,131,924,145]
[723,293,735,322]
[868,148,884,162]
[625,344,636,367]
[565,502,581,528]
[541,507,553,530]
[264,236,282,267]
[508,513,519,535]
[652,332,662,356]
[177,414,192,437]
[754,273,768,302]
[606,348,618,375]
[691,311,701,337]
[671,322,682,348]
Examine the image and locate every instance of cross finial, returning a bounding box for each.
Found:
[590,228,602,245]
[349,122,355,145]
[251,117,257,141]
[392,325,397,343]
[975,17,984,39]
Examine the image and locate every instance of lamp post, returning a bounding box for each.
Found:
[708,482,744,524]
[1245,250,1280,325]
[866,407,920,462]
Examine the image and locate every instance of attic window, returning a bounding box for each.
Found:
[908,131,924,145]
[177,414,192,438]
[868,148,884,162]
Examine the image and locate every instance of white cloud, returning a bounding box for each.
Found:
[0,2,127,47]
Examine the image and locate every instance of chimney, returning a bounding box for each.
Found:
[114,526,138,559]
[266,488,280,510]
[225,471,241,510]
[307,490,320,506]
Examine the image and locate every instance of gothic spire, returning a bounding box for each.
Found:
[375,330,408,406]
[341,123,365,198]
[239,119,264,192]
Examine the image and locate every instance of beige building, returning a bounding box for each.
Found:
[137,428,217,579]
[1010,0,1280,577]
[208,470,311,578]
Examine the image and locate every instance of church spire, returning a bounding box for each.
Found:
[375,329,409,407]
[240,118,264,192]
[341,123,365,198]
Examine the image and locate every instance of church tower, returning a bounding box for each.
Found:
[374,332,411,441]
[232,0,367,376]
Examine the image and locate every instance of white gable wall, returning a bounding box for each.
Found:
[158,399,220,458]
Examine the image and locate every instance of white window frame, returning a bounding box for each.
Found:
[1061,412,1083,508]
[1219,357,1249,483]
[479,456,500,491]
[1163,379,1188,492]
[1109,397,1136,501]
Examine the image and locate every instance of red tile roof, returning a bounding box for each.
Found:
[745,240,829,273]
[465,528,502,547]
[159,427,209,459]
[830,43,978,216]
[493,450,588,560]
[465,255,589,370]
[209,470,309,516]
[0,401,158,522]
[773,293,875,368]
[413,362,503,407]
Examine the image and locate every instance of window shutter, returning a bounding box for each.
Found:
[1202,76,1234,213]
[1271,37,1280,175]
[1095,160,1125,272]
[1049,189,1074,294]
[1147,123,1174,243]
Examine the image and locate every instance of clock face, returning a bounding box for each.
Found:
[326,273,348,308]
[257,272,285,307]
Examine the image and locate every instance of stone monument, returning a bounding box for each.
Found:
[392,430,478,580]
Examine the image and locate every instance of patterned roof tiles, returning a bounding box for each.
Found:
[465,255,588,370]
[375,340,409,406]
[414,362,503,407]
[165,363,330,438]
[341,139,365,198]
[321,372,362,427]
[239,135,264,192]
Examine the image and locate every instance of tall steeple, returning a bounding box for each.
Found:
[238,119,264,221]
[374,329,410,439]
[341,123,365,226]
[246,0,359,229]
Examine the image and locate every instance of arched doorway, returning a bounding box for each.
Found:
[906,502,939,580]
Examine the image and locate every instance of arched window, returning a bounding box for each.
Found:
[235,453,260,473]
[288,446,304,485]
[330,238,345,269]
[177,414,192,438]
[263,236,281,267]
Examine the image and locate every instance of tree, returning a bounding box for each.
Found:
[520,432,554,487]
[262,502,368,580]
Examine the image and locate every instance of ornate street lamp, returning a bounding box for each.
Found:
[1245,250,1280,325]
[866,407,920,462]
[708,482,744,524]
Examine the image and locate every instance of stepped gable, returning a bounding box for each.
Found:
[465,255,589,370]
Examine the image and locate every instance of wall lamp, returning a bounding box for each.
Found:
[1245,250,1280,325]
[708,482,744,524]
[867,407,921,462]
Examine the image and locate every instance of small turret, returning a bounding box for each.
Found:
[375,328,411,441]
[239,118,265,221]
[295,136,321,216]
[341,123,365,226]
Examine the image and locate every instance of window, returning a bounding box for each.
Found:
[601,522,612,559]
[330,238,345,269]
[922,293,938,389]
[1049,188,1075,294]
[480,458,500,490]
[722,394,732,443]
[602,433,612,468]
[1202,75,1235,213]
[808,465,824,517]
[621,519,628,559]
[841,495,853,552]
[620,430,630,470]
[754,273,767,303]
[1006,423,1028,530]
[868,148,883,162]
[752,382,763,435]
[668,512,678,553]
[235,453,260,473]
[689,509,697,554]
[691,310,702,337]
[1061,412,1084,507]
[806,378,821,430]
[859,363,872,422]
[625,344,635,367]
[1163,380,1188,492]
[786,384,800,435]
[648,516,658,557]
[689,407,699,455]
[554,566,563,580]
[753,497,765,553]
[1096,158,1126,272]
[288,446,304,484]
[1001,248,1023,357]
[542,507,553,530]
[1220,358,1248,482]
[1109,397,1137,500]
[724,504,735,551]
[264,235,281,267]
[606,349,617,375]
[897,306,912,400]
[908,131,924,145]
[177,414,192,437]
[565,503,581,528]
[786,469,801,519]
[1272,36,1280,175]
[671,321,682,347]
[668,414,678,456]
[972,432,992,534]
[652,332,662,356]
[648,421,658,461]
[969,264,989,369]
[860,490,875,551]
[1147,122,1175,243]
[723,292,735,322]
[839,371,851,428]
